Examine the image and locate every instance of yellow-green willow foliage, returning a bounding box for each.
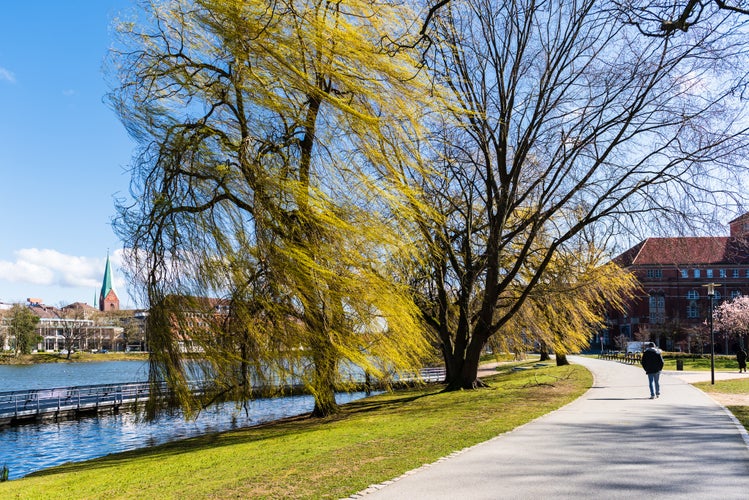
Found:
[109,0,439,417]
[488,241,638,364]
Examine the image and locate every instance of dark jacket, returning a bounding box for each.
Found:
[737,350,747,363]
[641,348,664,374]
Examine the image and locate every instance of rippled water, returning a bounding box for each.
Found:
[0,362,371,480]
[0,361,149,392]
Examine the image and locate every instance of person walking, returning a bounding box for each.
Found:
[737,348,747,373]
[641,342,664,399]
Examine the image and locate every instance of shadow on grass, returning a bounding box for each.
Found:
[26,365,581,481]
[26,387,446,479]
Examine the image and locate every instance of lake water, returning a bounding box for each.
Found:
[0,361,371,480]
[0,360,149,392]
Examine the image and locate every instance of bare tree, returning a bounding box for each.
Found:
[612,0,749,35]
[56,303,92,360]
[410,0,749,389]
[419,0,749,35]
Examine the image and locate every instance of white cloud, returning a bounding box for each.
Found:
[0,66,16,84]
[0,249,105,290]
[0,248,136,306]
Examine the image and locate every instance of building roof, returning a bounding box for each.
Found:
[27,303,61,319]
[61,302,98,313]
[615,236,749,267]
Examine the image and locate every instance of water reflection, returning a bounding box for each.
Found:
[1,391,370,480]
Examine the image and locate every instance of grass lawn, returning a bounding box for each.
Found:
[727,406,749,432]
[0,363,590,499]
[0,352,148,364]
[692,378,749,437]
[663,355,742,372]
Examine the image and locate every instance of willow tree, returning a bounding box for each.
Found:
[109,0,435,418]
[509,243,638,367]
[411,0,749,389]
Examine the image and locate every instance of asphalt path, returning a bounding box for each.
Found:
[355,356,749,499]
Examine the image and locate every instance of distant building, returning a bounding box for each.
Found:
[99,254,120,312]
[0,256,146,352]
[610,213,749,353]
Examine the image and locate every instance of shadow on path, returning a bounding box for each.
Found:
[359,356,749,499]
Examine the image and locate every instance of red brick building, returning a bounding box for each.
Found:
[610,213,749,353]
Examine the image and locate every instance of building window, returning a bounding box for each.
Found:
[694,269,701,278]
[706,269,714,278]
[646,269,662,279]
[687,302,700,318]
[720,269,727,278]
[681,269,688,279]
[733,269,740,278]
[649,293,665,324]
[731,290,742,300]
[687,290,700,318]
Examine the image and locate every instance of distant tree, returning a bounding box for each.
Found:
[634,327,652,344]
[686,324,710,354]
[713,296,749,350]
[8,304,39,356]
[614,335,629,352]
[56,303,90,360]
[0,309,8,351]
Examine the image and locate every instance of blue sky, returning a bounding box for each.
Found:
[0,1,137,307]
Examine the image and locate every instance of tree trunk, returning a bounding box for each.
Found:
[310,338,339,417]
[539,341,551,361]
[555,352,569,366]
[452,331,488,389]
[311,385,338,417]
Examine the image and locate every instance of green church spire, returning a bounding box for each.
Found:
[100,253,114,305]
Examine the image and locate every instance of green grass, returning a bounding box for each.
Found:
[479,352,525,363]
[693,377,749,394]
[663,355,741,372]
[692,378,749,437]
[0,351,148,364]
[0,363,590,499]
[727,406,749,431]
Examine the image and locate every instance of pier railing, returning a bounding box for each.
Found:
[0,381,173,427]
[0,366,447,428]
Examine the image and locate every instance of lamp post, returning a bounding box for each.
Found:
[704,283,721,385]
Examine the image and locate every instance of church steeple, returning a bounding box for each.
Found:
[99,253,120,312]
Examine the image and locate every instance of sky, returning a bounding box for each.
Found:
[0,1,138,308]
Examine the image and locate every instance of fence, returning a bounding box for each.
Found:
[0,366,448,428]
[0,381,178,427]
[599,350,642,365]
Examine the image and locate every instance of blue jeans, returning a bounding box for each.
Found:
[647,372,661,397]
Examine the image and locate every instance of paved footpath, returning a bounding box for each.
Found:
[357,356,749,499]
